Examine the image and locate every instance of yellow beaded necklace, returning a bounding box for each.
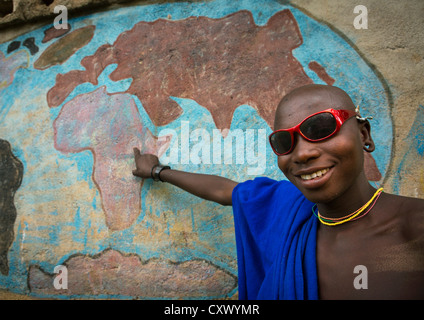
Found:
[313,188,384,226]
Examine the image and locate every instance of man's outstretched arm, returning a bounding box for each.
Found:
[132,148,237,206]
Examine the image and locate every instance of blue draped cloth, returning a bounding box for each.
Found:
[232,177,319,300]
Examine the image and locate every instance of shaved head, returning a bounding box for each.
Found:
[274,84,356,130]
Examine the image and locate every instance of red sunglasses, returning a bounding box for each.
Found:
[269,108,357,156]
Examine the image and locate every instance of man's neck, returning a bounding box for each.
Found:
[316,178,376,221]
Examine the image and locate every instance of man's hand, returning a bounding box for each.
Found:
[132,147,159,179]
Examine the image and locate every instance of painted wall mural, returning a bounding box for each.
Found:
[0,0,395,298]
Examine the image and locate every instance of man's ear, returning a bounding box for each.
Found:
[359,120,375,153]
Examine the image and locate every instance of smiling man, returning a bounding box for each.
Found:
[132,84,424,300]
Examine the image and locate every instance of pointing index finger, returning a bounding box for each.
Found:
[133,147,141,157]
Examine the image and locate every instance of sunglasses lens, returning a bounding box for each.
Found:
[300,112,337,140]
[270,130,292,155]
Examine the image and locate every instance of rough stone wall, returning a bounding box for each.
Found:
[0,0,423,300]
[0,0,136,26]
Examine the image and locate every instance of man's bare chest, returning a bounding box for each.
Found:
[316,231,424,299]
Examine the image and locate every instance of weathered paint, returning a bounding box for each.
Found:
[392,105,424,197]
[34,25,95,70]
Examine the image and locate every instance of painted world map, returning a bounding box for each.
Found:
[46,9,382,232]
[0,0,394,299]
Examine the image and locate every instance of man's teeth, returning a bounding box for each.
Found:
[300,168,329,181]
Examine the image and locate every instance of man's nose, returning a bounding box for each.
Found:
[291,135,320,164]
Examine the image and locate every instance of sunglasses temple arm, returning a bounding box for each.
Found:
[356,115,373,121]
[355,105,373,121]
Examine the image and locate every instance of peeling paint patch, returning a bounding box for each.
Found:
[34,25,95,70]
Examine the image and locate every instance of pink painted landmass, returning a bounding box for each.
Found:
[28,249,237,298]
[0,50,29,89]
[53,86,171,230]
